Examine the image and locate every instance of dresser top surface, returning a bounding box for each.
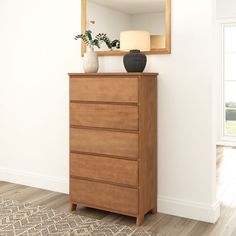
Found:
[68,72,158,77]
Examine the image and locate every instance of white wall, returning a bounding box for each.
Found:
[131,12,166,35]
[0,0,219,223]
[216,0,236,19]
[0,0,82,192]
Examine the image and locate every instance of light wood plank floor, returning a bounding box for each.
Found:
[0,146,236,236]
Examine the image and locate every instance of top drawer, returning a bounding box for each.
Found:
[70,77,138,103]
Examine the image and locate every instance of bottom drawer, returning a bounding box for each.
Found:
[70,178,138,216]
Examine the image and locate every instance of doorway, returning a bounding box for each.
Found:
[220,23,236,142]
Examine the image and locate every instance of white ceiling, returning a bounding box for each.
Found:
[89,0,166,15]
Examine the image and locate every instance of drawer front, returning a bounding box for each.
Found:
[70,178,138,215]
[70,128,138,159]
[70,103,138,130]
[70,77,138,103]
[70,153,138,187]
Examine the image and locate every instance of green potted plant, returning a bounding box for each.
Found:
[75,30,120,50]
[75,30,120,73]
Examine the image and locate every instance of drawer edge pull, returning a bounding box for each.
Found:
[70,176,138,189]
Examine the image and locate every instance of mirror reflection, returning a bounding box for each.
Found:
[85,0,170,54]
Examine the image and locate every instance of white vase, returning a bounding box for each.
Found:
[83,46,99,73]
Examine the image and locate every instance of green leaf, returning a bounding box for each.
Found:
[111,39,120,49]
[93,39,100,48]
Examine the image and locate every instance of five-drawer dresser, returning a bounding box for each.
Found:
[69,73,158,225]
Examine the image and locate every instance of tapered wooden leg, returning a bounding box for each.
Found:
[151,205,157,214]
[71,203,77,211]
[136,215,144,226]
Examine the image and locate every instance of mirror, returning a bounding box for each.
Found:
[81,0,171,56]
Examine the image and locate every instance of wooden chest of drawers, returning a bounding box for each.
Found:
[69,73,158,225]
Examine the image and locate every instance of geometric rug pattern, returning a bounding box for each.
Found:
[0,198,161,236]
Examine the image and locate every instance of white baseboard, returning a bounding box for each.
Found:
[158,195,220,223]
[0,167,69,194]
[0,168,220,223]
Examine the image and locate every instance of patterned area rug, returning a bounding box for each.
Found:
[0,198,160,236]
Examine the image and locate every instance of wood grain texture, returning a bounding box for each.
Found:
[69,73,158,76]
[69,73,158,226]
[70,103,138,130]
[81,0,86,56]
[70,178,138,216]
[137,75,157,225]
[1,146,235,235]
[165,0,171,53]
[70,153,138,187]
[70,128,138,159]
[70,76,138,103]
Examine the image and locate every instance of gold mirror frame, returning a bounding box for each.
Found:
[81,0,171,56]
